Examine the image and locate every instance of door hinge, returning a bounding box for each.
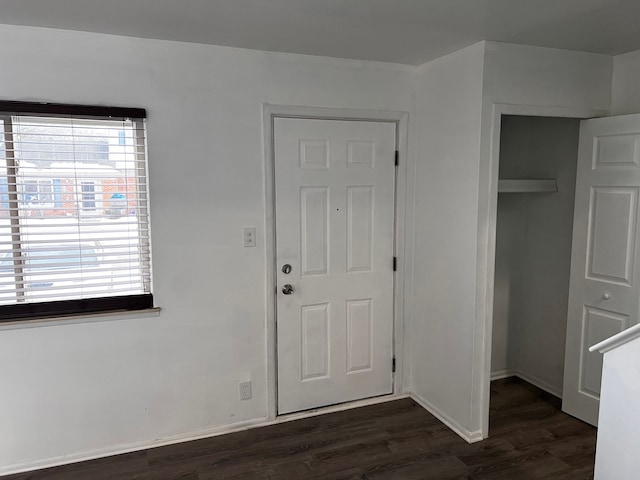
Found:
[394,150,399,166]
[393,256,397,271]
[392,356,396,373]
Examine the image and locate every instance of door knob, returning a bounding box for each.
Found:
[282,284,294,295]
[602,292,611,300]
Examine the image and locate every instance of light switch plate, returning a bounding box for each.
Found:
[243,227,256,247]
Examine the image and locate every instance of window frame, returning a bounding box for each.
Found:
[81,181,97,211]
[0,101,153,323]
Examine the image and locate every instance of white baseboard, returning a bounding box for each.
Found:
[0,393,410,476]
[490,369,517,381]
[2,375,561,477]
[0,416,271,476]
[490,369,562,398]
[410,392,483,444]
[403,373,562,448]
[515,371,562,398]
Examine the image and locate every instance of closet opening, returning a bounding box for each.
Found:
[489,114,582,433]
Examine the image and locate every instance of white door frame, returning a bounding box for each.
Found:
[477,102,608,438]
[262,104,410,419]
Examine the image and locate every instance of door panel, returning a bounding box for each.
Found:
[580,306,629,398]
[563,114,640,426]
[587,187,637,284]
[346,298,373,372]
[275,118,395,415]
[300,187,329,276]
[301,303,330,380]
[347,186,374,272]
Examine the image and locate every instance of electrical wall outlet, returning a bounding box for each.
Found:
[239,381,252,400]
[243,227,256,247]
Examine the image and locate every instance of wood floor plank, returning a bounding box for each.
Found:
[2,378,596,479]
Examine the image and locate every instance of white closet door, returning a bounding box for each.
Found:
[563,114,640,426]
[274,118,396,415]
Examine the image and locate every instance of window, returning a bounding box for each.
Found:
[0,102,152,321]
[81,182,96,210]
[22,180,53,205]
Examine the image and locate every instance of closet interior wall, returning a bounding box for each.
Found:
[491,115,581,397]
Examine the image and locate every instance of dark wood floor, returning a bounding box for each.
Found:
[4,377,596,479]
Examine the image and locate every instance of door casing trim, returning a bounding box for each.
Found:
[262,104,410,419]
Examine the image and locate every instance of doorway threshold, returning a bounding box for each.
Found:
[275,392,410,424]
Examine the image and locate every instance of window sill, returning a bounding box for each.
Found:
[0,307,161,330]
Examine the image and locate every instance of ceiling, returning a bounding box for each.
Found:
[1,0,639,65]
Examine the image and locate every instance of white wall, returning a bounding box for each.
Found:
[0,24,626,470]
[474,42,612,436]
[410,41,615,440]
[410,42,486,441]
[594,335,640,480]
[491,116,580,397]
[482,43,613,111]
[612,49,640,115]
[0,24,416,473]
[410,41,612,441]
[490,192,524,376]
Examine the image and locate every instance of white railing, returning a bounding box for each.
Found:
[590,323,640,354]
[590,323,640,480]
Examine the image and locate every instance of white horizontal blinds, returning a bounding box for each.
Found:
[0,114,151,304]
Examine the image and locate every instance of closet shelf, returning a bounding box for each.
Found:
[498,179,558,193]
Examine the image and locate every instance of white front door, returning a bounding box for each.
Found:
[274,118,396,415]
[563,114,640,426]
